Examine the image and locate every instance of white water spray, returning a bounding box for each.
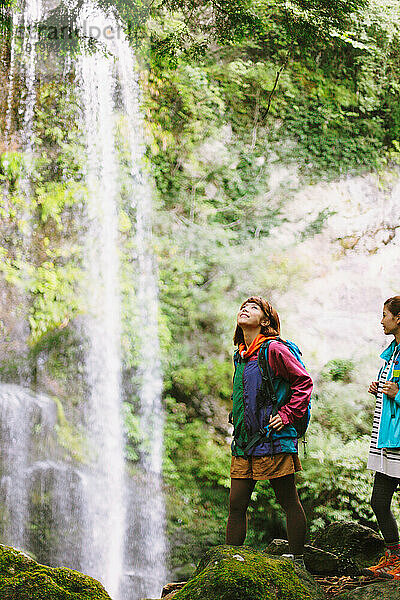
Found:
[116,42,166,599]
[77,8,125,599]
[76,2,166,598]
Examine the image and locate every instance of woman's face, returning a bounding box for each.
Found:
[237,301,268,329]
[381,306,400,336]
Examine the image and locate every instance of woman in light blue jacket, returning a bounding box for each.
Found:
[367,297,400,578]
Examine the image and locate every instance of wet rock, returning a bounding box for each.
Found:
[313,521,384,571]
[0,543,111,599]
[265,538,340,574]
[171,545,325,600]
[334,580,400,599]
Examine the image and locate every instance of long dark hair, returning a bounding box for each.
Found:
[384,297,400,316]
[233,296,280,346]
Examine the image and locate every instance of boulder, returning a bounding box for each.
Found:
[265,539,340,575]
[313,521,384,571]
[171,545,325,600]
[0,544,111,600]
[335,580,400,599]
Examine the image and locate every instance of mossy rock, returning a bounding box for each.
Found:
[0,544,111,599]
[172,545,325,600]
[312,522,384,571]
[334,580,400,599]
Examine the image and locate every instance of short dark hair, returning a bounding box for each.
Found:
[233,296,280,346]
[384,296,400,316]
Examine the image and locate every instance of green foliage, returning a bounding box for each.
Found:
[35,182,85,228]
[143,0,370,69]
[297,376,379,533]
[0,80,85,345]
[2,0,400,582]
[163,396,230,577]
[168,360,233,407]
[0,351,29,382]
[321,359,355,383]
[163,397,230,488]
[0,152,26,189]
[25,260,82,343]
[299,436,376,533]
[123,402,142,462]
[300,208,336,240]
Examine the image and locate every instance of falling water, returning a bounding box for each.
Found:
[5,0,42,152]
[1,0,166,597]
[75,4,166,596]
[0,385,56,550]
[77,5,125,597]
[116,40,166,600]
[5,9,19,141]
[0,0,43,549]
[76,4,167,592]
[21,0,41,154]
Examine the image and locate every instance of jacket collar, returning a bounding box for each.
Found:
[380,339,400,361]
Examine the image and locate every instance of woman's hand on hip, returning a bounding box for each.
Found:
[382,381,399,399]
[368,381,378,395]
[269,413,284,431]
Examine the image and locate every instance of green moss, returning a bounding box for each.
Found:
[0,351,29,383]
[0,544,111,599]
[173,546,325,600]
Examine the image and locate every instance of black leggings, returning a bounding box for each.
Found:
[226,474,307,554]
[371,471,400,544]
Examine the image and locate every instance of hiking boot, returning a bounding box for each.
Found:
[366,552,400,578]
[387,558,400,579]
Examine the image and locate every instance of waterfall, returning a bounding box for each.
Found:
[78,25,125,600]
[1,0,166,598]
[115,27,166,600]
[0,385,55,550]
[76,1,166,596]
[0,384,87,570]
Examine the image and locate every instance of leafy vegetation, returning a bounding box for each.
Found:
[321,358,355,383]
[1,0,400,583]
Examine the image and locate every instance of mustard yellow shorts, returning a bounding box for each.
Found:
[230,453,302,481]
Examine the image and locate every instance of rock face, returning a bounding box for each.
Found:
[171,545,325,600]
[0,544,111,600]
[312,522,384,571]
[335,580,400,599]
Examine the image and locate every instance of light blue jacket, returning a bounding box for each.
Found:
[377,340,400,449]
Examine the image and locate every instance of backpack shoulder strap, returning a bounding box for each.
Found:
[229,350,241,426]
[233,349,240,374]
[257,341,278,407]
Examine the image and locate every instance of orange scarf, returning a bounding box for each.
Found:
[238,333,277,359]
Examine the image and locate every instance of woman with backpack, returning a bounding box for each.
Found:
[226,296,313,567]
[366,297,400,578]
